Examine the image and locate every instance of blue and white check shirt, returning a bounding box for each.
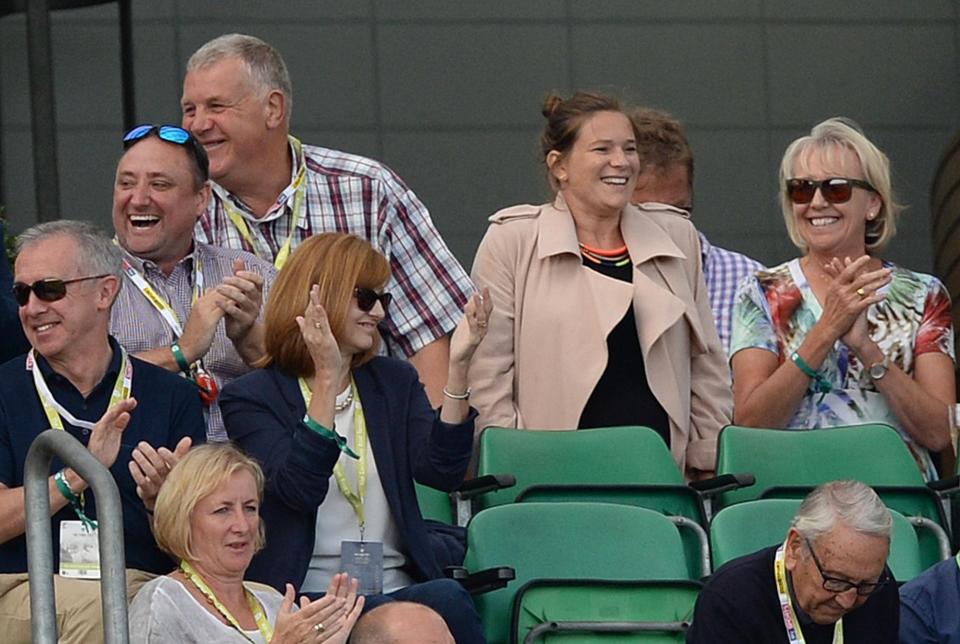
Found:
[699,232,764,356]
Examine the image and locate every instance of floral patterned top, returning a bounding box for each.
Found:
[731,258,955,480]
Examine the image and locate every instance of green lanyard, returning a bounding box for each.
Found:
[298,377,369,538]
[180,561,274,643]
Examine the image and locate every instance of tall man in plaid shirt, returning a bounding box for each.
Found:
[629,107,764,357]
[181,34,474,405]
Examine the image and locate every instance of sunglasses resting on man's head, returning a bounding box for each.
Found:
[122,124,209,182]
[12,275,110,307]
[785,177,878,205]
[123,124,191,146]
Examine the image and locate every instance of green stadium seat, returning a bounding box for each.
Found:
[455,502,700,644]
[472,426,712,577]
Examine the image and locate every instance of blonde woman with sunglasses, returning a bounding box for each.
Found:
[219,233,490,643]
[730,117,955,480]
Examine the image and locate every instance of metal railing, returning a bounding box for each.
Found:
[24,429,128,644]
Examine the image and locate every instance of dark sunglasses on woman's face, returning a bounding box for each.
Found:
[12,275,110,307]
[785,177,878,205]
[354,287,392,313]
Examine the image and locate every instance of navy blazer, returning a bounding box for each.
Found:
[0,221,29,364]
[220,356,475,592]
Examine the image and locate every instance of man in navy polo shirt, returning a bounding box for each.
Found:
[0,220,205,643]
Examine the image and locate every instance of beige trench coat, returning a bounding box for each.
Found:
[468,196,733,476]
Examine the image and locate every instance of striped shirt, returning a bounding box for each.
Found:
[699,232,764,357]
[110,243,276,441]
[195,139,474,358]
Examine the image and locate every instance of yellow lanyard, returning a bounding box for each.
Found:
[774,542,843,644]
[298,377,368,537]
[120,253,203,339]
[180,561,274,643]
[220,136,307,269]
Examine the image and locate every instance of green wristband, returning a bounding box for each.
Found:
[54,469,79,504]
[55,470,98,530]
[302,414,359,459]
[790,351,832,395]
[170,342,191,374]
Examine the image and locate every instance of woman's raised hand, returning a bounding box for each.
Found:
[296,285,343,380]
[449,287,493,367]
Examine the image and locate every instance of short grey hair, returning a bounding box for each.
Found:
[17,220,123,281]
[187,33,293,115]
[791,480,892,541]
[779,117,902,255]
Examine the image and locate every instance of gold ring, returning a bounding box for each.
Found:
[314,622,325,633]
[314,321,323,329]
[856,288,865,297]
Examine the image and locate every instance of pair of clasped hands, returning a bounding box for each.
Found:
[816,255,891,356]
[176,258,267,368]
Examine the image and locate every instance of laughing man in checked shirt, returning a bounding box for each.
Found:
[629,107,764,357]
[180,33,474,406]
[109,124,276,441]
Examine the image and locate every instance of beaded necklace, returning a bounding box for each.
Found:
[579,242,631,267]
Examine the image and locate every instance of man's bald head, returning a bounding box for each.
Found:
[350,602,454,644]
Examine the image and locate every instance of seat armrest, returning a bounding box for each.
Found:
[444,565,515,595]
[690,472,755,496]
[456,474,517,500]
[928,474,960,495]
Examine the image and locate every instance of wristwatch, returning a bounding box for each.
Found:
[868,356,890,381]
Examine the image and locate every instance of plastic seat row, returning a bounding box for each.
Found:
[415,423,956,642]
[419,423,956,564]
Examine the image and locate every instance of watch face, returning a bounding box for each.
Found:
[870,363,887,379]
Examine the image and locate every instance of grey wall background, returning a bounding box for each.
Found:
[1,0,958,274]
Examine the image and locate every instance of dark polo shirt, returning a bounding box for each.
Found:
[0,337,205,574]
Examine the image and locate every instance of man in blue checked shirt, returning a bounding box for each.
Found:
[180,34,475,407]
[630,107,764,357]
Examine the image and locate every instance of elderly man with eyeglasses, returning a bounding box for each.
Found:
[109,124,277,442]
[0,220,206,643]
[687,480,899,643]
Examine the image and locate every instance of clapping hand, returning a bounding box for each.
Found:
[821,256,890,352]
[220,258,265,343]
[271,574,364,643]
[129,436,192,512]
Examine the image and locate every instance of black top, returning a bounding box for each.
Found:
[686,545,899,644]
[577,257,670,446]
